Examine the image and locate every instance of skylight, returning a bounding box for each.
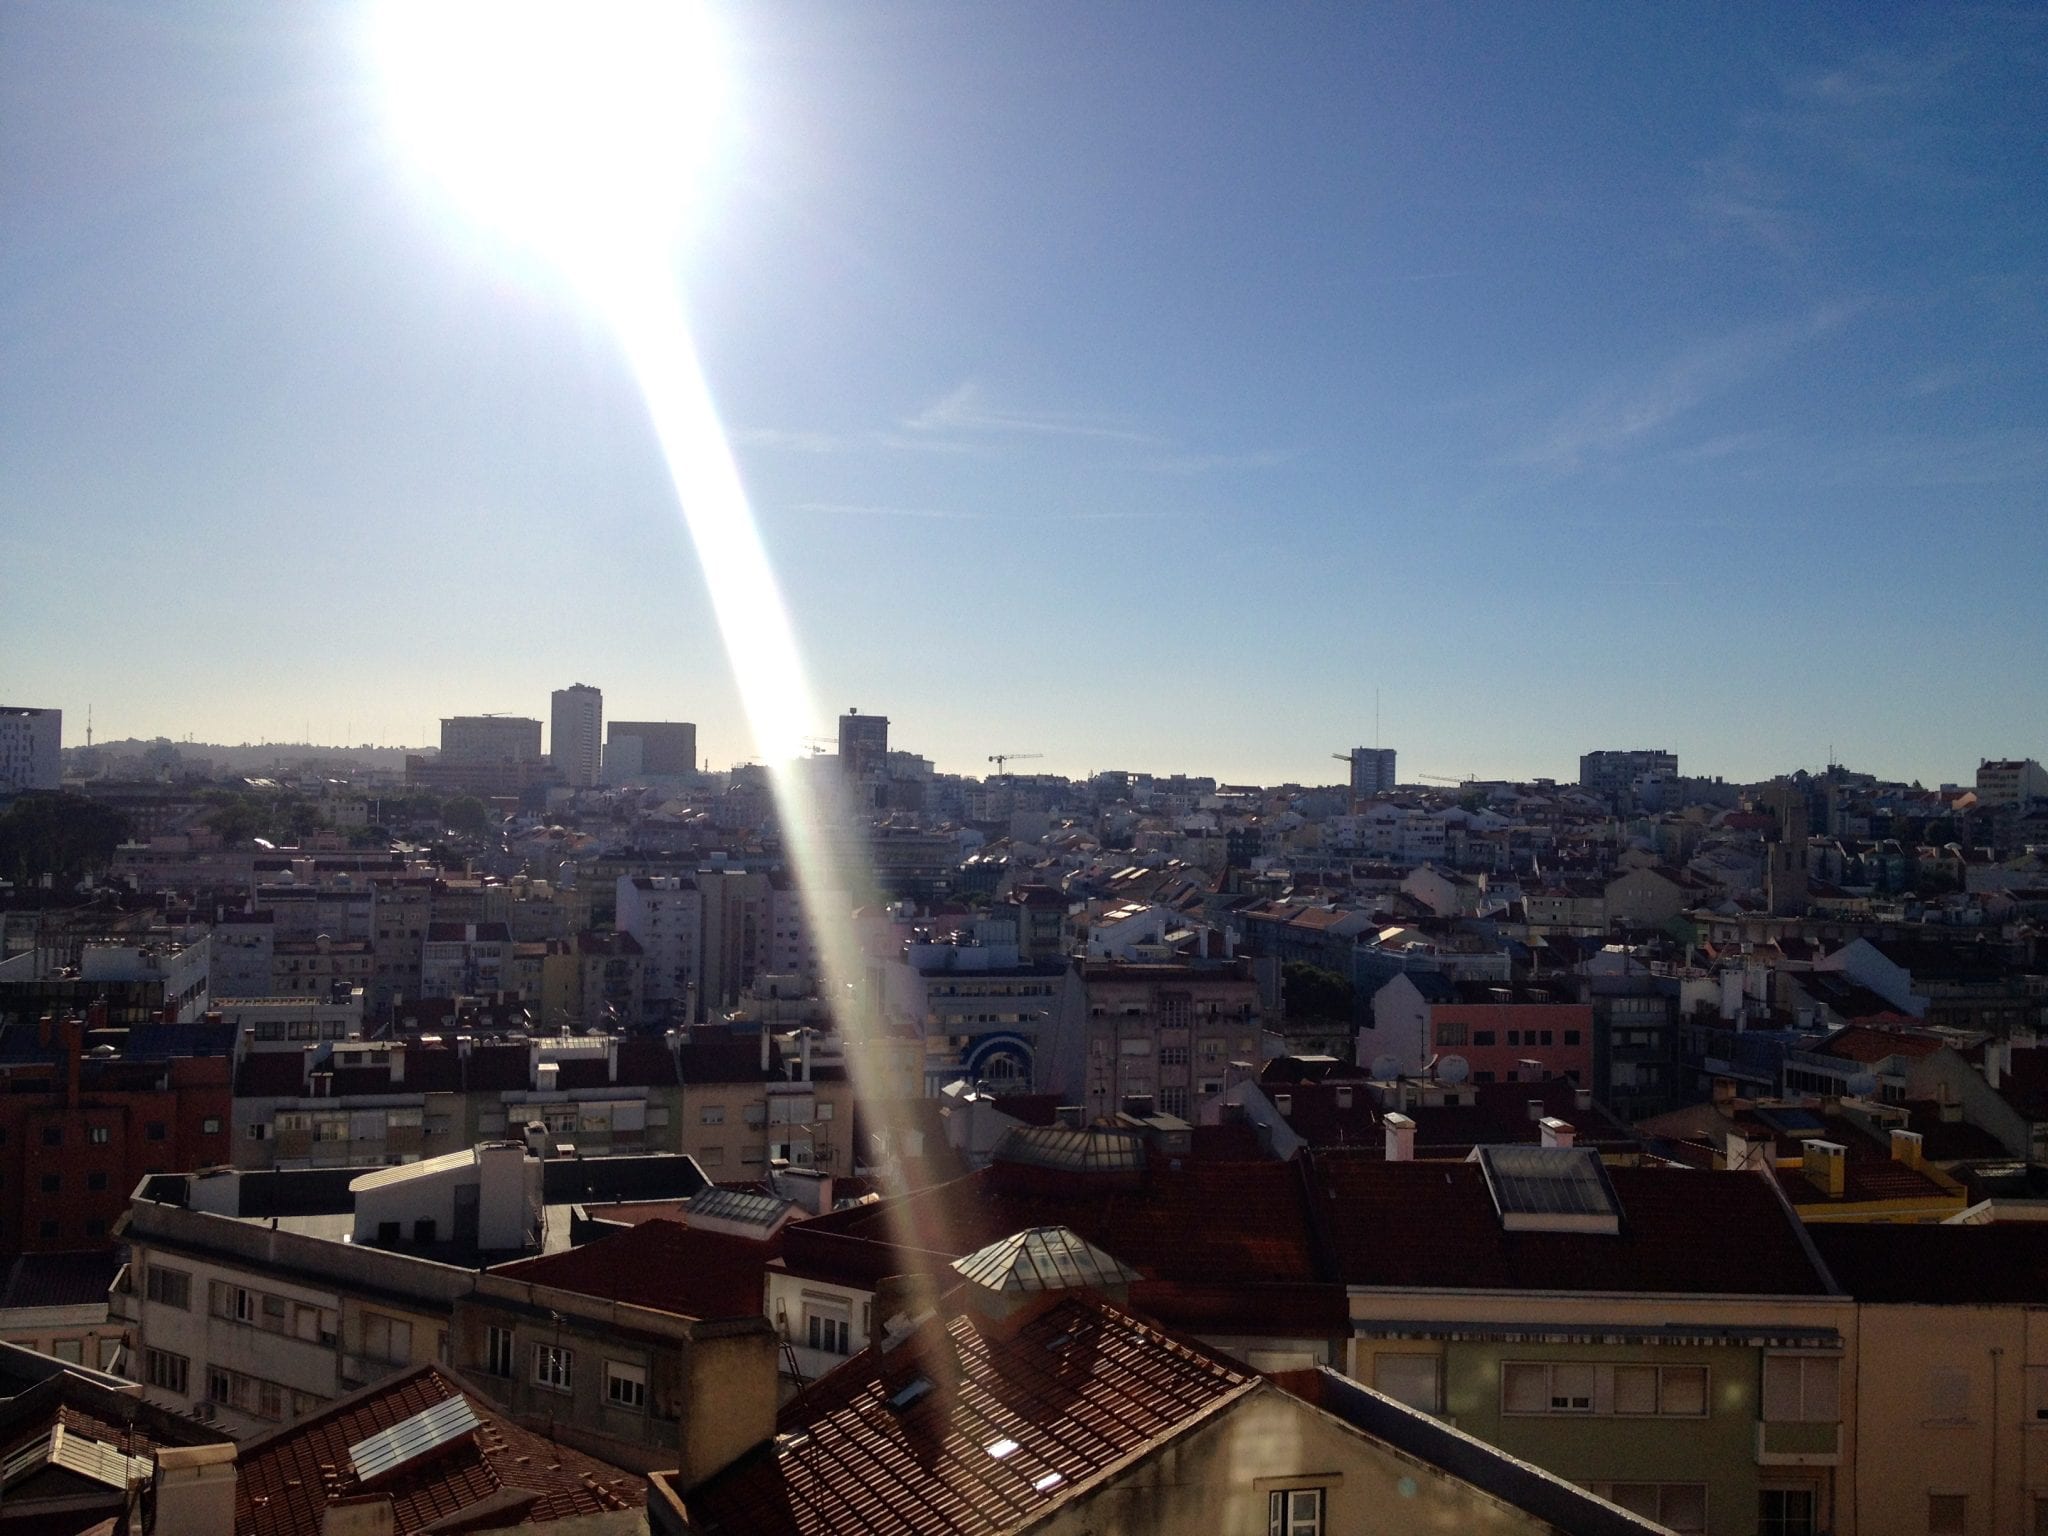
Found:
[348,1395,480,1487]
[1474,1145,1622,1235]
[886,1376,934,1413]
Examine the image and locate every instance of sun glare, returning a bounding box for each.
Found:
[374,0,924,1200]
[373,0,728,285]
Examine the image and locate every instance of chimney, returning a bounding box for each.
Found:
[1573,1086,1593,1113]
[606,1036,619,1084]
[801,1029,813,1082]
[1539,1117,1575,1149]
[1802,1140,1847,1199]
[153,1443,237,1536]
[388,1044,405,1086]
[1384,1111,1416,1162]
[1890,1128,1925,1170]
[759,1027,771,1075]
[62,1016,83,1105]
[1334,1085,1353,1111]
[1526,1098,1545,1123]
[1986,1047,2002,1091]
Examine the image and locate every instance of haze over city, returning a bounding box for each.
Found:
[3,3,2042,785]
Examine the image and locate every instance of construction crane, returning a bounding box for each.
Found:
[1417,772,1470,785]
[987,752,1042,775]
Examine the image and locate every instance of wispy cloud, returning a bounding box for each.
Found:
[1147,447,1299,475]
[902,381,1163,445]
[1518,300,1867,470]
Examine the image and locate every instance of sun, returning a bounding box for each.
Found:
[371,0,728,292]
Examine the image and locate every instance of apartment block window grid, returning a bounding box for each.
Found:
[1501,1360,1707,1417]
[533,1343,574,1393]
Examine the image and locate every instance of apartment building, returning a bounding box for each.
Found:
[1079,959,1263,1120]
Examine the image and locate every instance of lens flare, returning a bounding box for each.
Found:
[373,2,923,1202]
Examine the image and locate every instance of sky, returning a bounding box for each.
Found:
[2,2,2044,788]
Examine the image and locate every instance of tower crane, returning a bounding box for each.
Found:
[987,752,1043,775]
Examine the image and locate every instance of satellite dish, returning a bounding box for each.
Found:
[1370,1054,1405,1082]
[1437,1055,1471,1086]
[1845,1071,1878,1099]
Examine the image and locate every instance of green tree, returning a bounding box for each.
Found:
[444,796,493,839]
[0,793,131,887]
[1282,961,1354,1024]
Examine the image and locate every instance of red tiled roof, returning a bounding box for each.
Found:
[617,1035,680,1087]
[464,1045,530,1091]
[492,1218,772,1320]
[235,1052,305,1097]
[234,1366,636,1536]
[1813,1222,2048,1304]
[1811,1026,1946,1064]
[551,1058,611,1091]
[1317,1158,1831,1295]
[1774,1158,1957,1206]
[679,1294,1254,1536]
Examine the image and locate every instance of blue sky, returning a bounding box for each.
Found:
[2,3,2043,785]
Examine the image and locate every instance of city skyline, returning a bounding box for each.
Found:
[4,4,2044,786]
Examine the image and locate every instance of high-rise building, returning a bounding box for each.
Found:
[0,707,61,794]
[837,707,889,780]
[1346,746,1397,799]
[551,684,603,789]
[606,720,696,781]
[1975,758,2048,808]
[438,716,542,764]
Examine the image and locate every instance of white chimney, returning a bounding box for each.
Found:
[1384,1111,1416,1162]
[153,1443,237,1536]
[1335,1085,1353,1111]
[1573,1086,1593,1113]
[1526,1099,1545,1123]
[1539,1116,1575,1149]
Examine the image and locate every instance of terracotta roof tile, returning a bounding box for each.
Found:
[1813,1222,2048,1304]
[492,1218,773,1320]
[233,1366,635,1536]
[680,1295,1254,1536]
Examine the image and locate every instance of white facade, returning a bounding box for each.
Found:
[1976,757,2048,807]
[0,706,60,793]
[618,874,702,1016]
[1347,746,1397,799]
[550,683,603,789]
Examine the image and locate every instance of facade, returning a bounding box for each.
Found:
[551,682,603,788]
[0,1014,230,1259]
[619,874,703,1021]
[1330,1148,1851,1536]
[1580,749,1679,797]
[879,943,1081,1096]
[1426,983,1594,1086]
[1974,756,2048,808]
[1346,745,1398,799]
[0,706,60,794]
[1079,959,1263,1119]
[419,920,514,1000]
[438,714,541,764]
[607,718,696,780]
[836,706,889,782]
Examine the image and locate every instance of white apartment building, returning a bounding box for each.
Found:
[618,874,702,1020]
[880,942,1083,1097]
[0,706,61,794]
[1975,757,2048,807]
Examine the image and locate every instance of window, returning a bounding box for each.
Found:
[605,1360,647,1411]
[1763,1356,1840,1422]
[1928,1495,1967,1535]
[52,1338,82,1364]
[534,1343,573,1393]
[145,1265,192,1310]
[807,1312,850,1355]
[1592,1483,1706,1535]
[486,1326,515,1378]
[144,1348,188,1395]
[1926,1367,1970,1423]
[38,1220,57,1242]
[1435,1023,1467,1047]
[39,1174,58,1194]
[1473,1030,1496,1046]
[1373,1353,1440,1413]
[1502,1360,1700,1416]
[1506,1030,1520,1046]
[816,1102,833,1121]
[88,1171,108,1192]
[41,1127,61,1147]
[1564,1030,1581,1045]
[210,1282,256,1324]
[1268,1487,1324,1536]
[362,1312,413,1364]
[88,1126,110,1144]
[202,1118,222,1134]
[700,1105,725,1125]
[699,1146,724,1166]
[147,1122,166,1141]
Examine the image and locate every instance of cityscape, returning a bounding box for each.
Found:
[1,696,2047,1535]
[5,2,2046,1535]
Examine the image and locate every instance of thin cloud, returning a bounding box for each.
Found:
[1519,300,1867,471]
[903,381,1162,445]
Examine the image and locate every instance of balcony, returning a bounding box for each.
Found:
[1757,1418,1841,1466]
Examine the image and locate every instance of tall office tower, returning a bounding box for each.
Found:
[551,684,603,788]
[1347,746,1397,799]
[606,720,697,781]
[0,707,61,793]
[837,707,889,780]
[439,716,542,763]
